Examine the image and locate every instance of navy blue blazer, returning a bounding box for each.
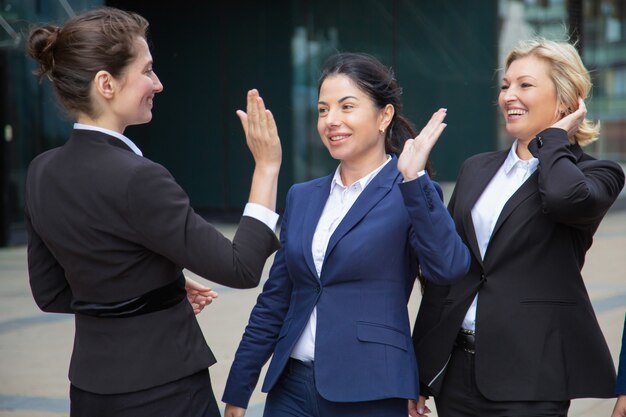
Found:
[222,157,470,408]
[618,314,626,395]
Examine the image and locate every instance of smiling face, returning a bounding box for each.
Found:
[317,74,389,174]
[110,36,163,131]
[498,55,560,144]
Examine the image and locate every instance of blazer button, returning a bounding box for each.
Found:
[315,285,321,292]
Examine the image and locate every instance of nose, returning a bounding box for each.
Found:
[325,107,341,127]
[152,72,164,93]
[502,86,517,103]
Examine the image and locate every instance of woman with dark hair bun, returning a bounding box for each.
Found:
[25,7,282,417]
[222,52,470,417]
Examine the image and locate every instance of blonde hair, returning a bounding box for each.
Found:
[504,38,599,146]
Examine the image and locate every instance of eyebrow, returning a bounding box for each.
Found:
[502,75,538,82]
[318,95,359,105]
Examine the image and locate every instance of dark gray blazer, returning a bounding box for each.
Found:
[25,128,279,394]
[413,128,624,401]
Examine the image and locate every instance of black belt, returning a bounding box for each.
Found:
[71,275,186,318]
[455,329,476,354]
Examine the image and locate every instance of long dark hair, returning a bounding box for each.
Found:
[318,52,432,175]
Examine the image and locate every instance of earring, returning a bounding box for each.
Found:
[379,128,385,134]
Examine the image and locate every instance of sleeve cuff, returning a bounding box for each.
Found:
[243,203,279,232]
[402,170,427,183]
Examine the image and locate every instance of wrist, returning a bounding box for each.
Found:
[253,163,280,178]
[402,169,426,183]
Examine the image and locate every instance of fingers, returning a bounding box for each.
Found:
[419,108,447,142]
[265,109,278,138]
[236,110,248,137]
[402,138,415,154]
[415,396,431,417]
[188,290,218,314]
[246,90,269,143]
[552,97,587,135]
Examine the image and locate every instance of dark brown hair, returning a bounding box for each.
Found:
[27,7,149,118]
[319,52,433,175]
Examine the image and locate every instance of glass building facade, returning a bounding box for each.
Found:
[1,0,624,246]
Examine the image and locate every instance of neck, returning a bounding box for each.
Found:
[339,152,387,186]
[77,114,125,134]
[515,138,534,160]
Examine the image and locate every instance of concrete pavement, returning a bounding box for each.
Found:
[1,209,625,417]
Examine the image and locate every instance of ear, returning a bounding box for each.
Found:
[93,70,116,99]
[379,104,395,132]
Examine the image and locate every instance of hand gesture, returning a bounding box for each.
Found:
[398,108,447,181]
[224,404,246,417]
[184,276,218,315]
[408,396,431,417]
[551,97,586,138]
[238,89,282,173]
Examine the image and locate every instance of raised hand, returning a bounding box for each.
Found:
[238,89,282,211]
[551,97,586,138]
[237,89,281,174]
[398,108,447,181]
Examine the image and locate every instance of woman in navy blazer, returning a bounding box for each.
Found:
[222,53,470,417]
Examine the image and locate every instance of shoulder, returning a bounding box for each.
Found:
[28,147,61,169]
[455,150,506,178]
[463,150,504,166]
[288,175,331,195]
[26,147,62,186]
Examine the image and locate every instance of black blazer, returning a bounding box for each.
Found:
[413,128,624,401]
[25,129,279,394]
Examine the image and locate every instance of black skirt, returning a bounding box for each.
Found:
[70,369,220,417]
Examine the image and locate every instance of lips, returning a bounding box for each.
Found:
[507,108,527,116]
[328,133,351,142]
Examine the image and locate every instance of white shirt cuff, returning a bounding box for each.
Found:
[243,203,279,231]
[402,170,427,183]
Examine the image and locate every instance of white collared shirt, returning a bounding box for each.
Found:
[290,156,392,362]
[462,140,538,331]
[72,123,278,231]
[74,123,144,156]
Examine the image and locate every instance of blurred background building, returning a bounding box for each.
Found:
[0,0,624,246]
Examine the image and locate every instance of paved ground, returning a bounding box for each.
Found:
[1,208,625,417]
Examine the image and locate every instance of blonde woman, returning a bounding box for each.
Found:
[412,39,624,417]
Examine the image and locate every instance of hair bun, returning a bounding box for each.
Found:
[27,25,61,77]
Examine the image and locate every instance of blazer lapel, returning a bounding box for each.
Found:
[323,158,400,270]
[459,151,508,265]
[301,175,332,278]
[489,169,538,240]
